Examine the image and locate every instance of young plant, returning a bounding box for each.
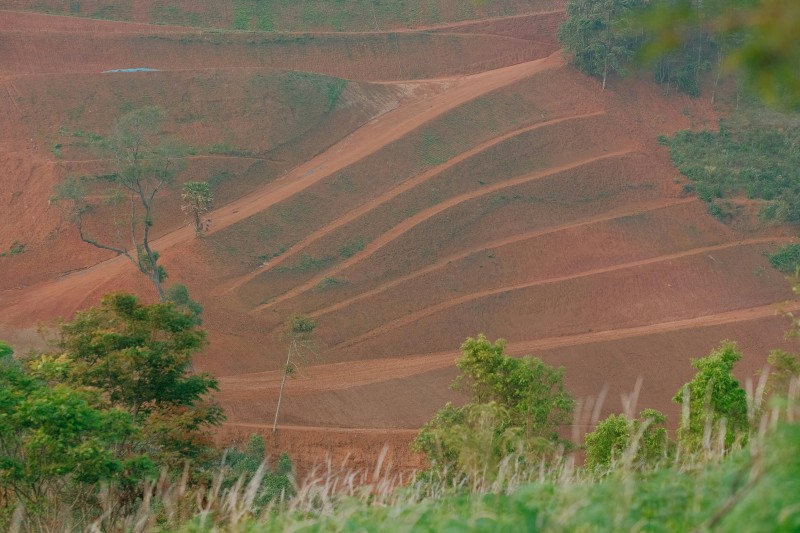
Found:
[181,181,213,237]
[273,314,317,433]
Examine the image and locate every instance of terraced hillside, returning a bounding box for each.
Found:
[0,2,796,472]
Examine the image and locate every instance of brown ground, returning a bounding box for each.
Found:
[0,6,797,473]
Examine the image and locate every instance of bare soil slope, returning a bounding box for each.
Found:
[0,5,797,467]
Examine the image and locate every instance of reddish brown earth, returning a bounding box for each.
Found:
[1,5,797,472]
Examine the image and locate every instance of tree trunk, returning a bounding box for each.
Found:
[272,339,295,433]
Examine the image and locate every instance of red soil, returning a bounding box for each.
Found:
[1,8,797,471]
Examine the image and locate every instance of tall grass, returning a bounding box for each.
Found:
[7,375,798,532]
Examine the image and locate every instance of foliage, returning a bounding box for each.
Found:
[769,244,800,274]
[640,0,800,109]
[558,0,645,88]
[0,241,25,258]
[0,339,153,518]
[172,422,800,532]
[166,283,205,325]
[664,118,800,223]
[414,335,575,484]
[181,181,214,237]
[673,341,749,453]
[765,350,800,401]
[31,292,224,466]
[222,435,295,509]
[54,106,187,299]
[584,408,669,474]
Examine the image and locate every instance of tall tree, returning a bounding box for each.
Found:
[273,314,317,433]
[558,0,645,89]
[56,106,186,300]
[0,340,151,514]
[641,0,800,109]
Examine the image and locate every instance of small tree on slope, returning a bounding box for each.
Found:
[55,106,186,300]
[414,335,575,485]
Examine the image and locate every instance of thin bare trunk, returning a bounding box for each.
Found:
[711,48,722,104]
[273,339,296,433]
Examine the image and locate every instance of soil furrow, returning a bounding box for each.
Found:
[223,110,605,294]
[253,148,635,311]
[310,197,697,318]
[336,237,795,350]
[0,54,564,325]
[220,300,800,397]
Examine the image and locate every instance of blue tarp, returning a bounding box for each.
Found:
[102,68,160,73]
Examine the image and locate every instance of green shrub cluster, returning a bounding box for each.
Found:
[665,120,800,222]
[0,294,293,530]
[769,244,800,273]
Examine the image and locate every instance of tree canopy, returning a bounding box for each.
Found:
[31,292,223,465]
[414,335,574,484]
[560,0,800,106]
[55,106,187,299]
[673,341,749,453]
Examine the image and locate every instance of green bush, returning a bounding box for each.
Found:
[769,243,800,273]
[665,118,800,222]
[413,335,574,486]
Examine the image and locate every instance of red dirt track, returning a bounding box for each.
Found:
[1,5,798,472]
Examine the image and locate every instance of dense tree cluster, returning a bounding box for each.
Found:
[0,294,292,529]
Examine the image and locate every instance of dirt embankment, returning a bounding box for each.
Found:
[1,8,797,473]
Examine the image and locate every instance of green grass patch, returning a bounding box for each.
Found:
[207,170,235,189]
[276,253,334,273]
[0,242,25,258]
[338,238,365,258]
[180,423,800,532]
[664,110,800,222]
[206,143,252,157]
[317,277,347,290]
[769,243,800,273]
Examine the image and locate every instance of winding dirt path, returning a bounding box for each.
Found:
[223,422,419,434]
[223,110,605,294]
[336,236,796,350]
[254,148,636,311]
[0,53,564,325]
[310,197,697,318]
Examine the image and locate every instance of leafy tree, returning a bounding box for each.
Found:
[641,0,800,108]
[673,341,749,453]
[55,106,186,300]
[413,335,575,484]
[0,340,154,512]
[584,408,669,474]
[558,0,645,88]
[273,314,317,433]
[30,292,224,465]
[181,181,213,237]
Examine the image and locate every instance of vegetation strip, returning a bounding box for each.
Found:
[224,110,605,294]
[337,237,794,349]
[311,197,696,318]
[254,148,636,311]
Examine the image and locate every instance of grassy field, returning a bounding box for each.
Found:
[10,0,562,30]
[238,425,800,532]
